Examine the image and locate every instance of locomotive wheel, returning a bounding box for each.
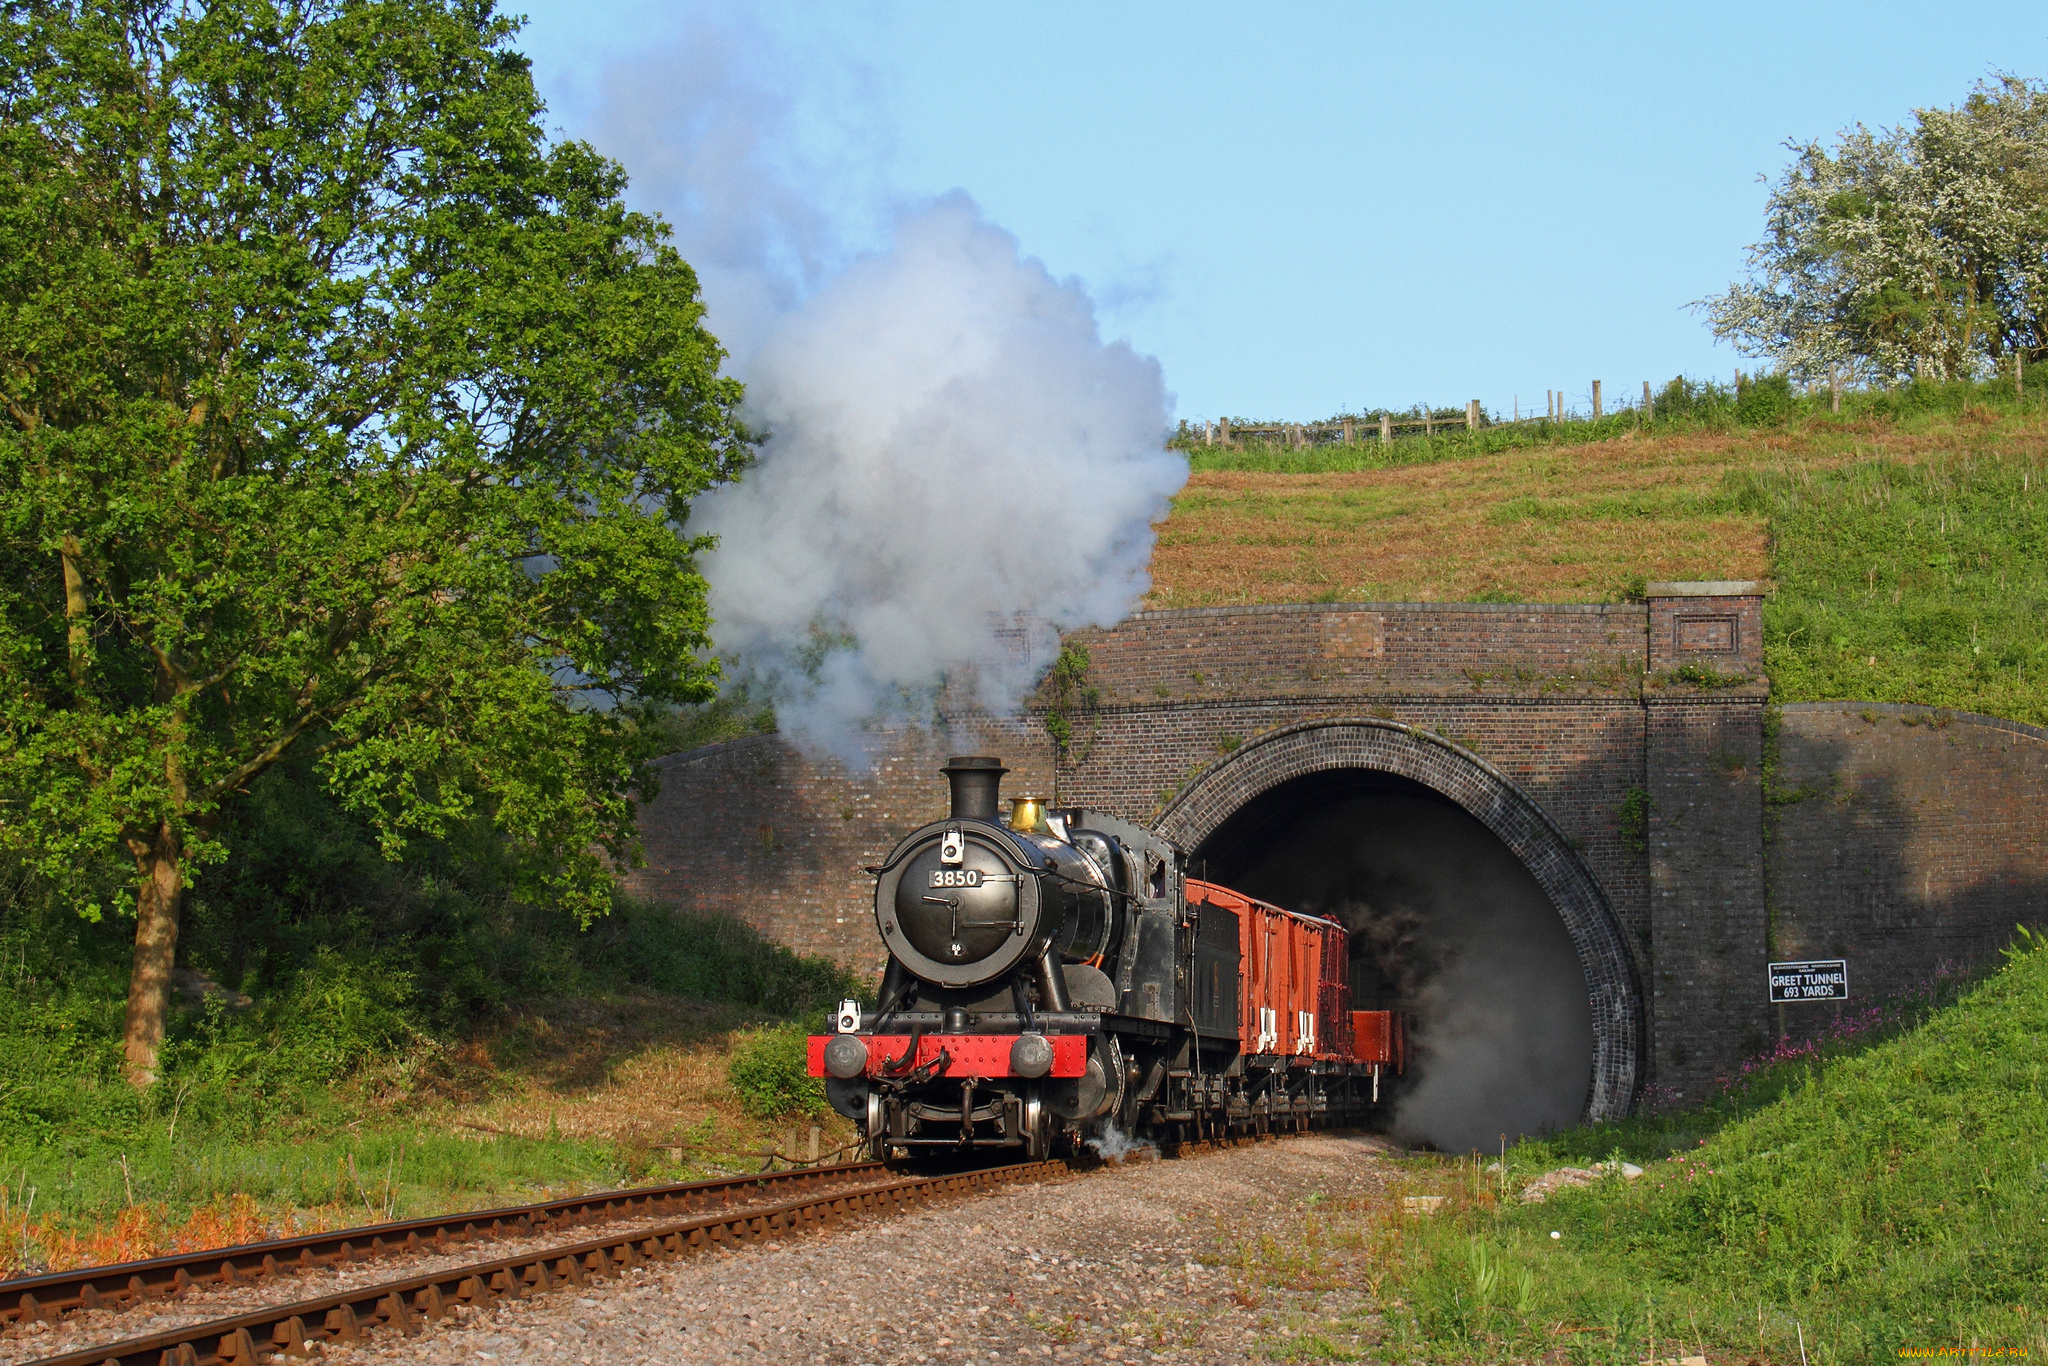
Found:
[1022,1086,1051,1160]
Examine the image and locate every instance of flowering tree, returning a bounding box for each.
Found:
[1706,76,2048,383]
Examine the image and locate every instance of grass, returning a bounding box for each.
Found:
[1218,938,2048,1363]
[0,760,863,1275]
[0,971,858,1273]
[1149,378,2048,725]
[1743,452,2048,726]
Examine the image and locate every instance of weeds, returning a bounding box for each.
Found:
[725,1023,827,1120]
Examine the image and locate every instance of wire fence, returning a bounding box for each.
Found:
[1187,381,1664,448]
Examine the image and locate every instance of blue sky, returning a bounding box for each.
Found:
[511,1,2047,425]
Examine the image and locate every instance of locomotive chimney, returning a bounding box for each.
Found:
[940,755,1008,821]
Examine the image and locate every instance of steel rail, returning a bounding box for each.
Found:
[2,1162,887,1330]
[16,1161,1064,1366]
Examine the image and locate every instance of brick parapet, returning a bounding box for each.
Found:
[1065,601,1648,703]
[1646,582,1765,676]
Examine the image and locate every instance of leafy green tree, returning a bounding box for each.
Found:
[0,0,746,1086]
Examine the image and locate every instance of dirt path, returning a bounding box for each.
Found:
[313,1134,1397,1366]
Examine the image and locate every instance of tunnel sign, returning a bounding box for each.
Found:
[1768,960,1849,1003]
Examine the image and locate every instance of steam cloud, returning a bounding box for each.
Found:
[586,11,1187,753]
[1202,779,1595,1152]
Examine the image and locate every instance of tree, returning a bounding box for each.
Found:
[0,0,747,1086]
[1705,75,2048,384]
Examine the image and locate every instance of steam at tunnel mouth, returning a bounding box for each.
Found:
[1192,767,1596,1151]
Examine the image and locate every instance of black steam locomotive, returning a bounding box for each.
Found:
[807,757,1403,1160]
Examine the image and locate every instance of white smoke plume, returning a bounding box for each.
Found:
[696,196,1185,748]
[583,9,1187,753]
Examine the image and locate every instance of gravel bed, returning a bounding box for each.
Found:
[272,1134,1397,1366]
[0,1176,894,1366]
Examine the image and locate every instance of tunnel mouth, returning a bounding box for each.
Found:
[1193,766,1596,1150]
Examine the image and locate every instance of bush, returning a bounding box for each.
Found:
[1652,374,1735,423]
[1735,371,1796,425]
[725,1023,825,1120]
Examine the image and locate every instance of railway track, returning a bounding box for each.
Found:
[2,1162,886,1333]
[2,1159,1065,1366]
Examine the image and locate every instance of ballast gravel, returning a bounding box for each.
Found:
[258,1134,1397,1365]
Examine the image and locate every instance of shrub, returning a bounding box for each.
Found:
[725,1023,825,1119]
[1734,371,1796,425]
[1652,374,1735,423]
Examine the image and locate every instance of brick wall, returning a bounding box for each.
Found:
[1643,690,1771,1099]
[624,588,2045,1117]
[1768,702,2048,1041]
[1076,601,1647,703]
[627,721,1056,973]
[1646,581,1765,676]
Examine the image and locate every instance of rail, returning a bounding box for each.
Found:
[1,1162,885,1329]
[11,1161,1063,1366]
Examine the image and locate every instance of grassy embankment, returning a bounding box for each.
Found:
[1318,933,2048,1364]
[0,700,851,1274]
[1151,376,2048,725]
[1209,939,2045,1363]
[1168,379,2047,1360]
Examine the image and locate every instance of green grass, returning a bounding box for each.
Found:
[1372,935,2048,1363]
[1162,373,2048,727]
[0,759,862,1269]
[1736,453,2048,727]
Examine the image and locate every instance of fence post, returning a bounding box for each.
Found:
[1642,380,1653,420]
[1592,380,1602,419]
[1829,367,1841,414]
[1379,414,1391,443]
[2018,350,2025,398]
[1219,417,1231,446]
[1465,400,1479,431]
[1343,417,1355,444]
[1424,411,1433,438]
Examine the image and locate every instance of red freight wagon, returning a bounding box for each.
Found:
[1187,880,1349,1062]
[1350,1010,1405,1070]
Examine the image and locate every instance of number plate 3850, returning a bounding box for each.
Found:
[929,869,982,888]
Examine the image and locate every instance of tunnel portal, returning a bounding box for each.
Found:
[1154,717,1642,1133]
[1195,768,1595,1150]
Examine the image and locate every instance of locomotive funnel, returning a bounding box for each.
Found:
[940,755,1008,820]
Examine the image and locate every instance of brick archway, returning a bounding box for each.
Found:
[1155,717,1643,1122]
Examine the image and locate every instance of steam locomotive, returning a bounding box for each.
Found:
[806,756,1404,1160]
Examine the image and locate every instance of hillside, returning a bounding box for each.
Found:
[1149,401,2048,725]
[1365,933,2048,1362]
